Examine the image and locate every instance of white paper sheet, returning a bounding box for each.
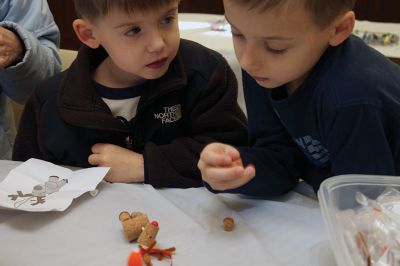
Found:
[0,159,109,212]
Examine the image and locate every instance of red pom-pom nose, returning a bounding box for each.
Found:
[151,221,159,227]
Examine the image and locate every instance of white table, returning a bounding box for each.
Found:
[0,160,335,266]
[354,20,400,60]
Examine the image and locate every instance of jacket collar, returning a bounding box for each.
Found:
[58,45,187,129]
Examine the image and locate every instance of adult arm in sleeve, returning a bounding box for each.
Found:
[0,0,61,104]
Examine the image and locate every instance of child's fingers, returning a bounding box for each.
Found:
[201,165,244,183]
[88,153,102,165]
[243,164,256,180]
[91,143,106,153]
[225,148,241,161]
[200,143,238,166]
[209,172,254,191]
[200,151,231,166]
[211,173,255,191]
[203,164,256,191]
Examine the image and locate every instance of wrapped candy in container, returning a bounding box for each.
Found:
[318,175,400,266]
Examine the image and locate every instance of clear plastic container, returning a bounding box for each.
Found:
[318,174,400,266]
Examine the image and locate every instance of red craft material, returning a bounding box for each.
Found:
[127,251,143,266]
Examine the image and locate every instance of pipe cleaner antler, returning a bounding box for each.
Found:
[140,241,176,266]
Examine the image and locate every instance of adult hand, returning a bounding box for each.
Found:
[197,143,255,191]
[0,26,24,69]
[88,143,145,183]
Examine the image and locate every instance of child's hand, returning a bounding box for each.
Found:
[197,143,255,191]
[88,143,145,183]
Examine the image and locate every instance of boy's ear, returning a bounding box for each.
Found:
[328,11,355,47]
[72,19,100,49]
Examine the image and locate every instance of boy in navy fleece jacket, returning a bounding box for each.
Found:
[198,0,400,196]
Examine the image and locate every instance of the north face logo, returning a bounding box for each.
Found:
[154,104,182,124]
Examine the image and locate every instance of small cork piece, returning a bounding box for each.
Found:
[119,211,131,222]
[120,212,149,242]
[223,217,234,231]
[131,212,144,219]
[138,221,159,249]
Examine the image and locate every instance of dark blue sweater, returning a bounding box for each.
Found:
[231,35,400,196]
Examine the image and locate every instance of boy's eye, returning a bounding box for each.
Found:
[161,15,176,25]
[266,47,287,55]
[125,27,141,36]
[231,31,244,39]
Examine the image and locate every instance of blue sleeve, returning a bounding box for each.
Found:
[207,72,306,197]
[0,0,61,104]
[325,104,398,176]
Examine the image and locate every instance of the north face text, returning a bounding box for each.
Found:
[154,104,182,124]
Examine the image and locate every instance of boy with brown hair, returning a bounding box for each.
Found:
[13,0,247,188]
[198,0,400,196]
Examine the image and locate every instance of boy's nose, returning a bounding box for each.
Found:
[239,47,262,72]
[146,32,165,53]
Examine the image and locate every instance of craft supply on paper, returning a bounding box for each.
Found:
[120,211,176,266]
[127,251,144,266]
[120,211,150,242]
[353,29,399,46]
[0,158,109,212]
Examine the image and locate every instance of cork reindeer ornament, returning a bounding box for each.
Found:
[119,211,149,242]
[137,221,159,249]
[120,211,175,266]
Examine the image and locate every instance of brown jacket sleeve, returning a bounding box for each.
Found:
[144,59,248,188]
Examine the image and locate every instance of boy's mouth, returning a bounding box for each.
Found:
[252,75,269,82]
[247,71,269,82]
[146,57,168,69]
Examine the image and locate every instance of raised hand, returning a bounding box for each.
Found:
[198,142,255,191]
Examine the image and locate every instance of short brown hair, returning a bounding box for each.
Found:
[228,0,357,28]
[74,0,179,22]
